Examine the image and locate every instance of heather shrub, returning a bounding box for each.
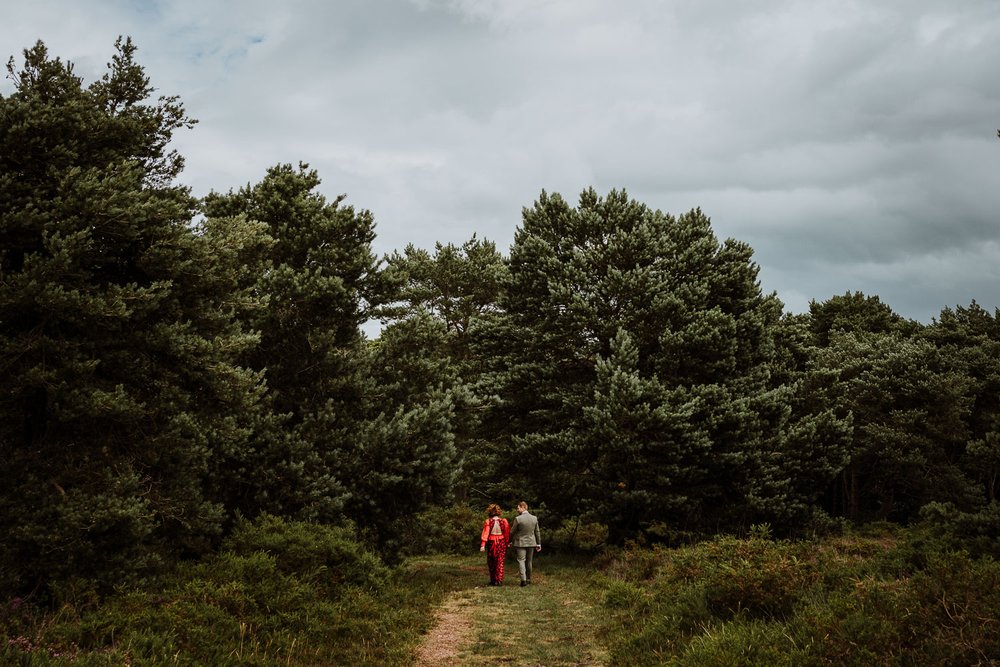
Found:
[656,535,818,620]
[601,579,645,609]
[599,527,1000,666]
[597,543,668,581]
[222,513,389,594]
[0,515,444,666]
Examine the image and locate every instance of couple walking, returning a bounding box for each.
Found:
[479,501,541,587]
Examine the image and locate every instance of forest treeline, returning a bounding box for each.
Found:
[2,39,998,599]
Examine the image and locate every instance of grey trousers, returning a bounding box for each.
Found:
[515,546,535,582]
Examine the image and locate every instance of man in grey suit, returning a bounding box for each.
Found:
[508,501,541,587]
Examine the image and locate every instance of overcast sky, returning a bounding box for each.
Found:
[4,0,1000,322]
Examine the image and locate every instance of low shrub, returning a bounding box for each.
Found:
[222,513,389,594]
[654,536,819,620]
[597,526,1000,665]
[596,544,668,582]
[920,500,1000,558]
[601,579,646,609]
[0,515,455,666]
[546,518,609,552]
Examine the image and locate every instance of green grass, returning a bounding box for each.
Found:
[418,553,609,666]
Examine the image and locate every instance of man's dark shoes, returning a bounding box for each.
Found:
[520,580,527,587]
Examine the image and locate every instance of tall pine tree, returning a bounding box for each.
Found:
[919,302,1000,554]
[358,312,463,557]
[804,295,973,522]
[0,39,264,593]
[203,165,460,554]
[202,163,385,521]
[482,189,818,540]
[379,236,508,498]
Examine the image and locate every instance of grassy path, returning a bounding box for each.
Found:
[412,554,608,666]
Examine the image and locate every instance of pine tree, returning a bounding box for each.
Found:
[743,312,854,526]
[919,302,1000,554]
[202,163,389,521]
[379,236,507,498]
[381,235,506,348]
[356,312,462,557]
[804,308,974,522]
[925,302,1000,505]
[204,166,462,552]
[483,189,800,539]
[808,291,919,345]
[0,39,264,593]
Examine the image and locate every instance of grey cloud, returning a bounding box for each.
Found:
[2,0,999,322]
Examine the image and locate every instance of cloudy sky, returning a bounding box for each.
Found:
[4,0,1000,322]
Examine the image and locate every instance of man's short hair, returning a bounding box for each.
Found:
[517,501,528,509]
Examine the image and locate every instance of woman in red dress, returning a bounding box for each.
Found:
[479,503,510,586]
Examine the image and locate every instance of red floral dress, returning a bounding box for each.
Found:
[480,516,510,584]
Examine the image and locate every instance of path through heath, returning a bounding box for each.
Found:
[413,556,607,666]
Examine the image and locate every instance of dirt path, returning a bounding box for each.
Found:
[413,556,608,666]
[414,591,478,666]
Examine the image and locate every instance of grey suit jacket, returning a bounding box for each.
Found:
[509,511,540,548]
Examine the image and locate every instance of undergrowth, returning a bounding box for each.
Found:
[4,514,997,666]
[597,524,1000,666]
[0,514,466,666]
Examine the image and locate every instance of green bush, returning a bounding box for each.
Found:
[598,527,1000,665]
[222,513,389,594]
[596,544,668,581]
[655,536,819,620]
[546,518,609,552]
[920,500,1000,557]
[397,503,482,556]
[0,515,441,666]
[601,579,646,609]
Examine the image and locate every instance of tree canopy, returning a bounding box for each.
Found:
[0,38,258,591]
[478,189,834,538]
